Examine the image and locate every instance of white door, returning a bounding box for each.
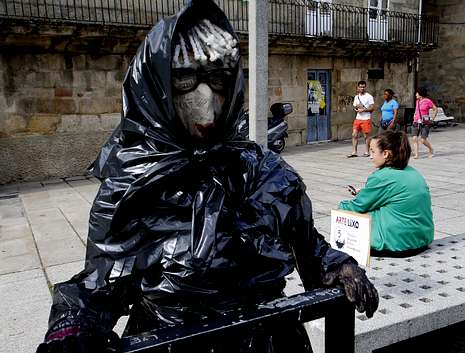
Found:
[368,0,388,41]
[306,0,333,37]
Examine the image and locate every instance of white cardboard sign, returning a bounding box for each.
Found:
[330,209,371,267]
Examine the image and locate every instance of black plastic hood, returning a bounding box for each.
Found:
[92,0,245,179]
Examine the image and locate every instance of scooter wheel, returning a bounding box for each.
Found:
[271,139,285,153]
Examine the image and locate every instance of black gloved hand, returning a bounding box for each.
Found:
[36,328,120,353]
[322,261,379,318]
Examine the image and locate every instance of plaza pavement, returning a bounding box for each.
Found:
[1,124,465,353]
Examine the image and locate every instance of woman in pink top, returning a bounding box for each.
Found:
[412,87,437,158]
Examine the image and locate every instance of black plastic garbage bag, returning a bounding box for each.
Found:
[39,1,354,352]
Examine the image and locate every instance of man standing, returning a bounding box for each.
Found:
[348,80,374,157]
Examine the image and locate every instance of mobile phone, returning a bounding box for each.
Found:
[347,185,357,195]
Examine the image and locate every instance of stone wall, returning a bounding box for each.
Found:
[260,54,415,145]
[0,16,420,184]
[419,0,465,122]
[0,52,129,183]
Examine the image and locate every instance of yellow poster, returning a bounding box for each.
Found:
[307,80,326,114]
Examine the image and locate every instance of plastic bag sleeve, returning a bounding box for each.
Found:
[288,192,354,291]
[45,273,136,340]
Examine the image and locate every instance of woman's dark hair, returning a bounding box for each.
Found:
[416,87,428,98]
[384,89,395,97]
[373,130,411,169]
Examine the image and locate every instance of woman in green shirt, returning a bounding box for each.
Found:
[340,130,434,256]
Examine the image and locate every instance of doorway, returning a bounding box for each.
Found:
[307,70,331,143]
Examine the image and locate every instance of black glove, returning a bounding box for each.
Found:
[322,262,379,318]
[36,325,120,353]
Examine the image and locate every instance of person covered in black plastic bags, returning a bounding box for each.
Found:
[36,1,378,352]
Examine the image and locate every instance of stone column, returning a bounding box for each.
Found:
[248,0,268,148]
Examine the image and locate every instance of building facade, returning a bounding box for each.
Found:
[0,0,438,183]
[419,0,465,122]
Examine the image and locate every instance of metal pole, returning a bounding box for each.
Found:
[417,0,423,43]
[248,0,268,148]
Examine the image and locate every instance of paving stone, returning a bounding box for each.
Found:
[1,124,464,352]
[305,235,465,353]
[432,206,463,222]
[0,269,51,353]
[0,236,41,275]
[435,217,465,236]
[27,208,86,266]
[46,260,85,284]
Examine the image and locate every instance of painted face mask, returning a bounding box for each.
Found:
[173,82,224,139]
[171,18,238,140]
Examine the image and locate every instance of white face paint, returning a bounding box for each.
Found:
[173,83,224,139]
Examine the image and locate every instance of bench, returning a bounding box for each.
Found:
[295,235,465,352]
[430,107,455,127]
[121,288,355,353]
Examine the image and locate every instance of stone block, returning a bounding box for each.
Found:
[57,114,100,133]
[287,116,307,131]
[86,55,124,71]
[105,87,122,97]
[286,130,303,146]
[336,124,353,140]
[32,71,61,89]
[26,88,56,99]
[26,114,61,134]
[72,55,87,70]
[282,86,306,101]
[54,87,73,97]
[331,111,353,125]
[0,114,27,137]
[0,131,112,183]
[268,78,282,87]
[100,113,121,131]
[341,68,362,83]
[18,97,77,115]
[35,54,65,72]
[106,70,125,90]
[78,98,121,114]
[73,70,106,90]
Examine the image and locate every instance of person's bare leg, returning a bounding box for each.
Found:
[351,130,358,155]
[364,133,370,155]
[421,138,434,158]
[412,136,419,158]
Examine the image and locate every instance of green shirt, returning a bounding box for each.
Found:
[339,166,434,252]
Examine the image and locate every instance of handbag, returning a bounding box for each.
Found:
[417,100,433,125]
[381,120,391,129]
[421,115,433,125]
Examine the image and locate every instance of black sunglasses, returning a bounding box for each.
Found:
[172,68,234,94]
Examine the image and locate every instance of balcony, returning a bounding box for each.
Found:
[0,0,438,47]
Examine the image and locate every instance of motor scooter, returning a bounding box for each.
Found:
[237,102,292,153]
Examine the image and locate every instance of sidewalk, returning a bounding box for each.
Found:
[1,124,465,352]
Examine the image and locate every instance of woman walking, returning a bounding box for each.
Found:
[412,87,437,158]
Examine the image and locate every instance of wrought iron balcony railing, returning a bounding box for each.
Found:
[0,0,439,46]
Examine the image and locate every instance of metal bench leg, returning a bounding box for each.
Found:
[325,303,355,353]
